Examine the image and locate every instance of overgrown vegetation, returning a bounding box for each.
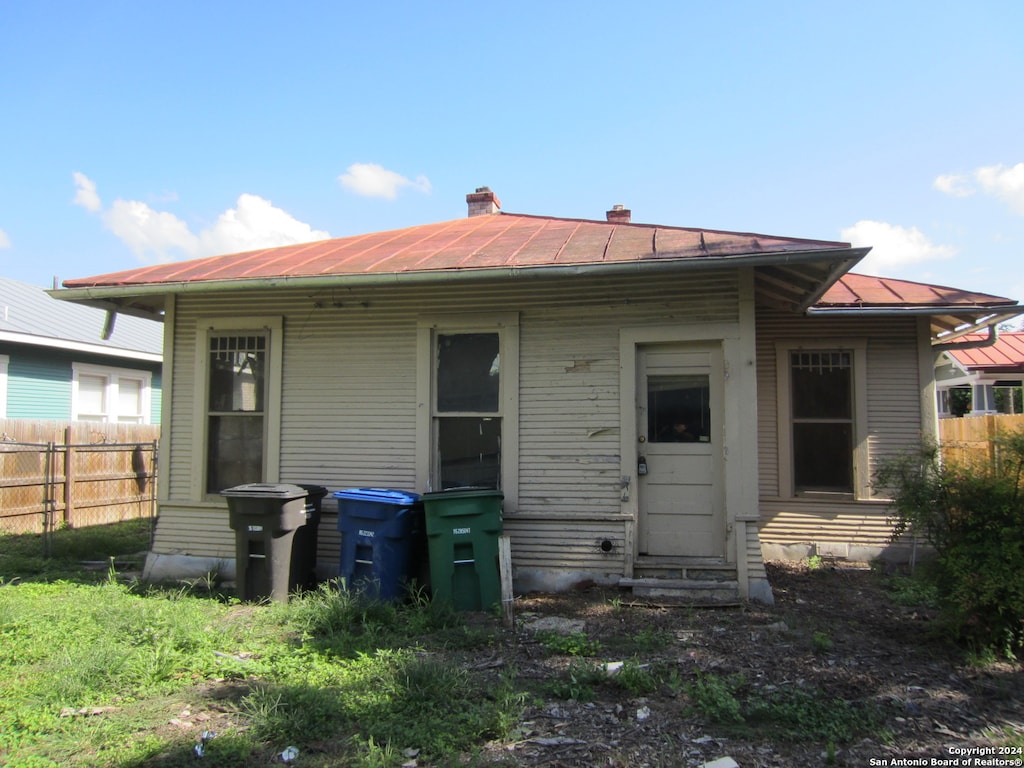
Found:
[875,428,1024,656]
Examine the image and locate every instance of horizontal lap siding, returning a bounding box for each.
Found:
[756,309,920,547]
[159,273,739,574]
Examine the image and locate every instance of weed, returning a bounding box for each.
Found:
[545,659,605,702]
[630,627,672,653]
[613,660,658,696]
[811,630,834,654]
[686,671,745,724]
[537,630,602,657]
[807,554,824,570]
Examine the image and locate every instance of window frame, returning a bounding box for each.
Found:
[71,362,152,424]
[775,340,869,499]
[192,316,283,501]
[417,313,519,508]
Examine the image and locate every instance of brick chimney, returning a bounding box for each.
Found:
[467,186,501,217]
[606,204,631,224]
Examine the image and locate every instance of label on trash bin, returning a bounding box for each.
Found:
[453,527,471,535]
[358,529,375,538]
[247,525,263,533]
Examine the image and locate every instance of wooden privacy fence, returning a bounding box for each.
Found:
[938,413,1024,467]
[0,419,159,536]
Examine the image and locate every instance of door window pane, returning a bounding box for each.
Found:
[436,333,499,412]
[648,374,710,443]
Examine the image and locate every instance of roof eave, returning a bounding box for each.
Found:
[52,246,861,310]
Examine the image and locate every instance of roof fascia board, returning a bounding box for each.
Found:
[0,329,162,363]
[51,246,860,302]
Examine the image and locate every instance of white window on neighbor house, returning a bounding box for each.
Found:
[72,363,152,424]
[776,342,869,499]
[417,314,519,507]
[0,355,8,418]
[193,317,283,497]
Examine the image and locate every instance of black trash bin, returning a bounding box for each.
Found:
[221,483,309,603]
[292,484,328,591]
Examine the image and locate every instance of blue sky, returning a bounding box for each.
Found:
[2,1,1022,312]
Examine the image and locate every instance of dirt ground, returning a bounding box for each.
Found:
[470,561,1024,768]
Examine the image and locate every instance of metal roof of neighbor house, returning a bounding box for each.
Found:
[945,331,1024,372]
[0,277,162,360]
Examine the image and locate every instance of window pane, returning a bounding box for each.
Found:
[207,415,264,492]
[118,378,143,417]
[436,333,499,412]
[648,374,710,443]
[791,351,851,419]
[793,423,853,493]
[79,374,107,416]
[209,335,266,412]
[438,417,500,490]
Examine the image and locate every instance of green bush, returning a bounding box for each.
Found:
[875,429,1024,655]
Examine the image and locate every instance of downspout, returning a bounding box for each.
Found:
[101,309,117,341]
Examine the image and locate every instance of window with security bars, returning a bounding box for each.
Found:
[790,350,853,493]
[206,334,266,493]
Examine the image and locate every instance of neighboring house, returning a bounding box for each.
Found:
[935,331,1024,416]
[0,277,162,424]
[53,189,1020,603]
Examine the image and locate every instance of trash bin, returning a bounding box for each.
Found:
[334,488,422,600]
[221,483,309,603]
[292,484,328,591]
[422,488,503,611]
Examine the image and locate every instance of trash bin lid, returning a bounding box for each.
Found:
[220,483,308,499]
[422,487,504,501]
[333,488,420,505]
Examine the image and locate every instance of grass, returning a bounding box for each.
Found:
[0,522,523,767]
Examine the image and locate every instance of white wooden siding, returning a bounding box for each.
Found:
[756,308,922,550]
[153,272,741,569]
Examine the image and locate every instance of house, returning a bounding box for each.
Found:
[52,189,1021,603]
[0,277,162,424]
[935,331,1024,416]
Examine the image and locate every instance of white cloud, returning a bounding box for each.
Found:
[79,179,331,263]
[104,199,200,261]
[72,172,102,212]
[934,162,1024,215]
[198,194,330,256]
[932,173,974,198]
[338,163,431,199]
[840,220,956,276]
[0,228,10,249]
[974,162,1024,215]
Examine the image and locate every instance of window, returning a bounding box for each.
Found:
[418,315,518,503]
[776,342,867,498]
[0,355,8,418]
[195,318,282,497]
[72,363,151,423]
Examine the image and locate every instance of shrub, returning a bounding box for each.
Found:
[875,429,1024,655]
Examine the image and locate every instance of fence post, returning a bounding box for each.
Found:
[63,425,74,526]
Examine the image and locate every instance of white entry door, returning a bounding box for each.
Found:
[637,344,723,558]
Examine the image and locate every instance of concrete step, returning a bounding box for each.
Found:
[619,577,740,603]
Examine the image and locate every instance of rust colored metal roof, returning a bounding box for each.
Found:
[946,332,1024,372]
[818,273,1015,309]
[62,212,852,289]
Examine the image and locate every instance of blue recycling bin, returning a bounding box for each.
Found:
[334,488,422,600]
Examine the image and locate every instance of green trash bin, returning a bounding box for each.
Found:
[422,488,503,611]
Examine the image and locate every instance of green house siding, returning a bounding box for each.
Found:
[7,356,69,419]
[0,345,162,424]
